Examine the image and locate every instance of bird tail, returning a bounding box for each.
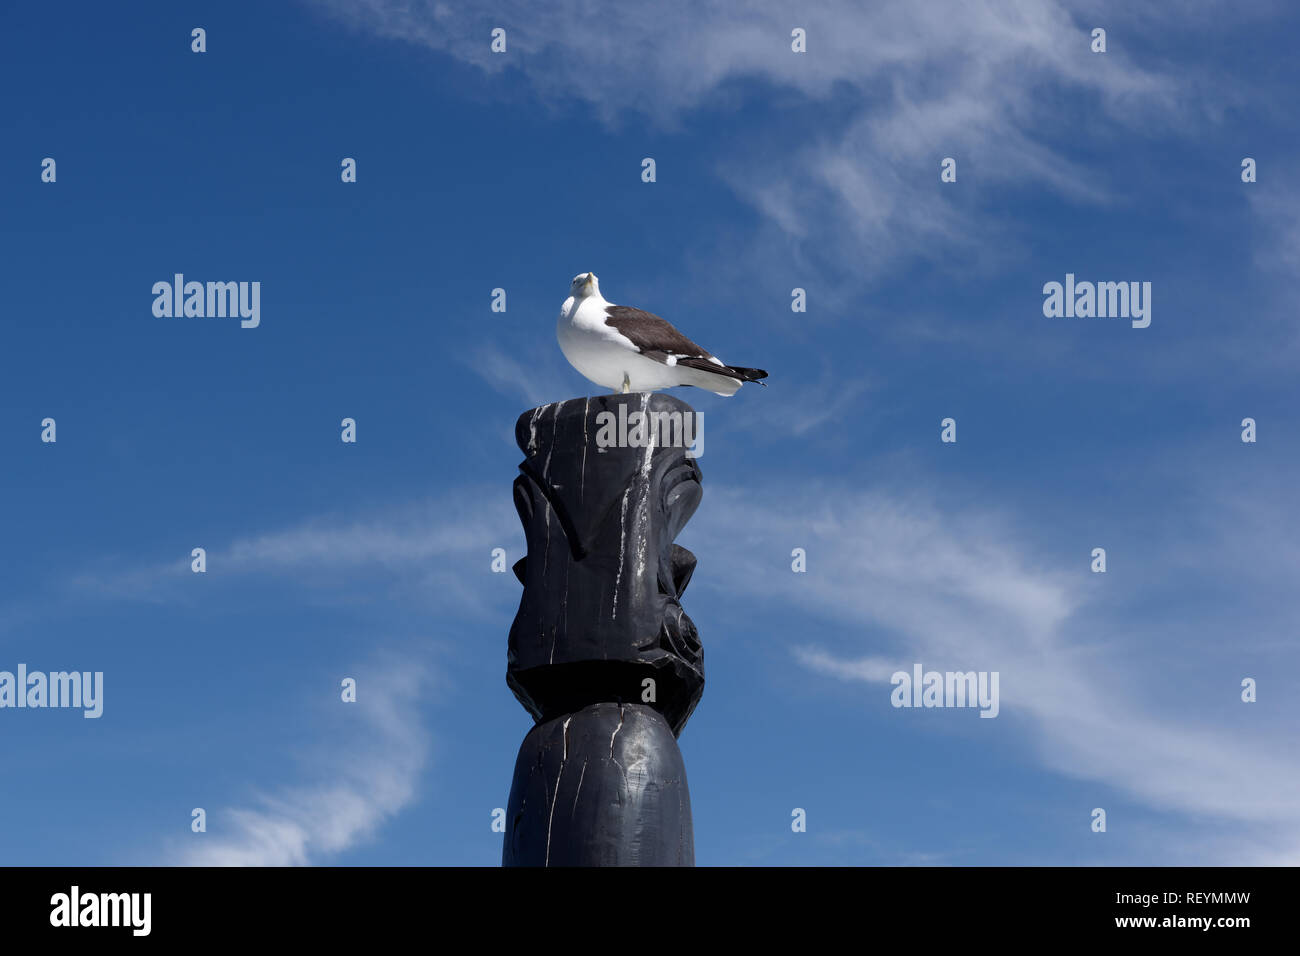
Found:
[723,366,768,386]
[675,358,768,396]
[678,357,768,383]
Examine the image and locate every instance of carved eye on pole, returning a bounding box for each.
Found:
[660,459,703,545]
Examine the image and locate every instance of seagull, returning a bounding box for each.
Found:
[557,272,768,396]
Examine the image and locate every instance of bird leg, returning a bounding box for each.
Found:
[621,372,631,394]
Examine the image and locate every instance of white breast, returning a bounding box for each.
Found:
[557,294,662,391]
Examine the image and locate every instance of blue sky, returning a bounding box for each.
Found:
[1,0,1297,865]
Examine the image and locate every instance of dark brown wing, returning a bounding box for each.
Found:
[603,304,768,385]
[603,305,714,359]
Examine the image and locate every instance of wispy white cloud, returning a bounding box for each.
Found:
[67,557,190,604]
[224,498,504,571]
[64,492,519,616]
[172,655,431,866]
[310,0,1212,281]
[733,369,875,439]
[692,477,1300,859]
[794,646,898,683]
[1248,183,1300,277]
[467,343,576,408]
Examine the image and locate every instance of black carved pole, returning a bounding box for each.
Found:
[503,393,704,866]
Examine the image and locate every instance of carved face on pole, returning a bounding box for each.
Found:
[507,393,705,736]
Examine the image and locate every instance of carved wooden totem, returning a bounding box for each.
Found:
[503,393,704,866]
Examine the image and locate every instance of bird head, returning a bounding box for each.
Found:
[570,271,600,299]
